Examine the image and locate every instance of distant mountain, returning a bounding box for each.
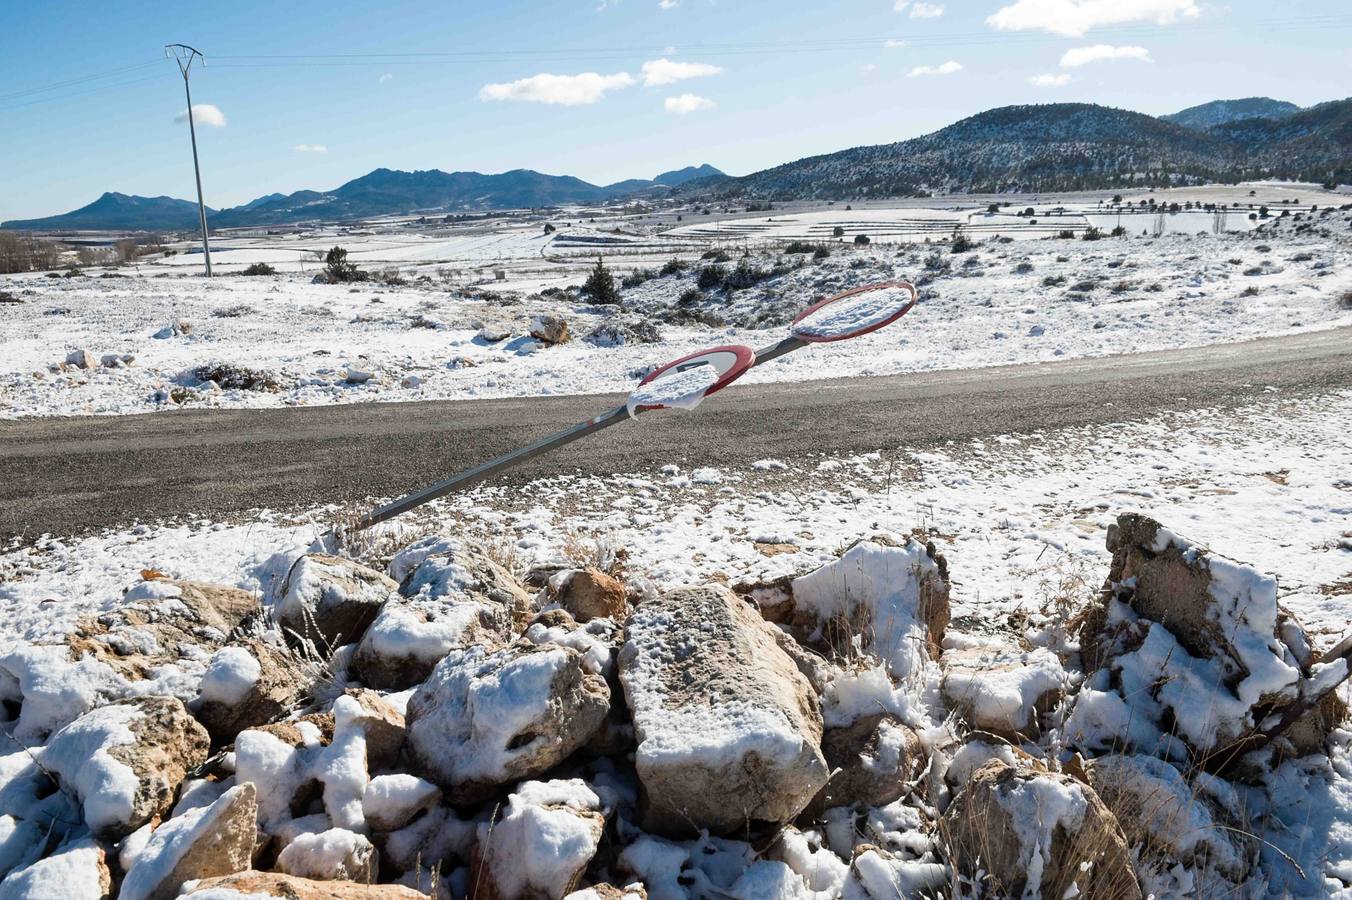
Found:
[653,164,725,187]
[2,192,213,231]
[1164,97,1301,130]
[688,100,1352,199]
[235,192,286,211]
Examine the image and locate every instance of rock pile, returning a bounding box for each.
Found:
[0,516,1342,897]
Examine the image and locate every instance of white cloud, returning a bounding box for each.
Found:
[893,0,908,10]
[1029,72,1072,86]
[378,73,393,83]
[1059,44,1152,67]
[664,93,715,114]
[659,0,679,7]
[174,104,226,127]
[478,71,635,105]
[910,2,944,17]
[293,144,328,153]
[986,0,1198,37]
[883,39,907,48]
[640,58,723,87]
[907,60,962,77]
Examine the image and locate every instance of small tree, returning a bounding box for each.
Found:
[242,262,276,276]
[582,257,619,305]
[325,246,362,282]
[987,203,1000,214]
[853,234,871,245]
[832,226,845,238]
[543,223,556,234]
[115,239,140,264]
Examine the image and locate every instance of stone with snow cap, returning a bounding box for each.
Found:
[276,827,379,882]
[809,712,924,814]
[118,782,256,900]
[41,695,209,839]
[353,537,530,691]
[548,567,627,623]
[618,583,828,836]
[941,761,1141,900]
[471,779,606,900]
[940,645,1065,739]
[529,314,570,345]
[183,871,426,898]
[406,640,610,802]
[0,836,111,899]
[276,554,399,653]
[195,638,312,744]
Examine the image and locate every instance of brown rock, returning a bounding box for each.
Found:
[810,713,924,814]
[940,645,1066,740]
[119,783,257,900]
[343,688,406,771]
[552,568,627,622]
[183,872,427,898]
[277,554,399,653]
[619,584,828,836]
[529,315,570,345]
[196,639,312,744]
[942,761,1141,900]
[564,886,647,900]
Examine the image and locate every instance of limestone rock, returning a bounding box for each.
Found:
[183,872,426,898]
[564,886,647,900]
[276,828,379,882]
[812,713,924,813]
[196,639,311,744]
[406,641,609,802]
[549,568,627,623]
[119,782,257,900]
[941,761,1140,899]
[940,645,1066,739]
[619,584,828,835]
[529,314,570,345]
[43,696,210,838]
[0,837,110,899]
[277,554,399,653]
[342,689,406,771]
[362,774,441,832]
[472,780,605,900]
[65,348,97,369]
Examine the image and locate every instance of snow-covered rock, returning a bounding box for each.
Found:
[618,584,828,835]
[41,696,210,838]
[276,827,379,882]
[529,314,570,345]
[341,689,407,772]
[65,348,97,369]
[813,712,924,813]
[406,641,609,800]
[940,645,1066,739]
[547,568,627,623]
[362,774,441,832]
[183,871,427,897]
[195,639,311,743]
[941,761,1140,899]
[353,539,529,691]
[473,779,606,900]
[0,836,111,900]
[119,782,257,900]
[276,554,399,653]
[788,538,949,676]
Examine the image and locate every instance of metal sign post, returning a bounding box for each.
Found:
[351,281,919,531]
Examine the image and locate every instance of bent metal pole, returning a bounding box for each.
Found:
[350,281,917,532]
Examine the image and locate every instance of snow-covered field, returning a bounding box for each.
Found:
[4,203,1350,419]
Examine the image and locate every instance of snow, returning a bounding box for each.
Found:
[626,362,719,415]
[0,644,120,743]
[477,779,604,900]
[198,646,261,706]
[233,728,308,829]
[0,837,107,900]
[1002,774,1090,897]
[316,694,370,832]
[941,646,1066,734]
[274,827,376,880]
[38,701,144,834]
[361,774,440,831]
[790,285,914,341]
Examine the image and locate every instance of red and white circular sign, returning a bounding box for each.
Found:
[790,281,919,343]
[628,344,756,412]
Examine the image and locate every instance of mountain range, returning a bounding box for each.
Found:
[688,97,1350,200]
[5,96,1349,231]
[1,164,726,232]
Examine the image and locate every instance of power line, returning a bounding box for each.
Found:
[0,60,162,102]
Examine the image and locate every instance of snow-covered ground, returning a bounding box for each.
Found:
[4,205,1350,419]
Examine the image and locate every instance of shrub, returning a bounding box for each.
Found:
[723,259,770,290]
[189,362,281,392]
[1339,289,1352,310]
[697,264,727,290]
[1056,230,1076,240]
[1042,274,1067,287]
[241,262,276,276]
[951,233,976,254]
[678,287,705,306]
[621,268,655,289]
[853,234,871,246]
[700,249,731,262]
[987,203,1001,213]
[543,223,556,234]
[1014,261,1034,274]
[832,226,845,238]
[812,247,831,261]
[582,257,619,305]
[379,267,407,286]
[211,304,255,318]
[1110,225,1127,237]
[659,258,685,276]
[324,246,365,282]
[783,241,817,254]
[1081,227,1103,241]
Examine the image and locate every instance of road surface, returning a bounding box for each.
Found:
[2,327,1350,542]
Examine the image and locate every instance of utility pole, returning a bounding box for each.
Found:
[166,44,212,277]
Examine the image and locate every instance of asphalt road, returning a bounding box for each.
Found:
[3,327,1350,543]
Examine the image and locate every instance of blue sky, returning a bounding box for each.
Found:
[2,0,1347,219]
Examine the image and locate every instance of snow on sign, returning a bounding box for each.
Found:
[790,281,919,343]
[627,345,755,415]
[354,284,918,530]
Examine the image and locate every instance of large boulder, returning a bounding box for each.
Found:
[276,554,399,653]
[941,761,1140,899]
[195,639,311,743]
[1085,754,1255,886]
[41,696,210,838]
[547,568,628,623]
[183,872,426,898]
[1074,514,1340,763]
[618,584,828,835]
[940,645,1066,739]
[406,641,609,802]
[788,538,950,676]
[471,780,606,900]
[119,783,257,900]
